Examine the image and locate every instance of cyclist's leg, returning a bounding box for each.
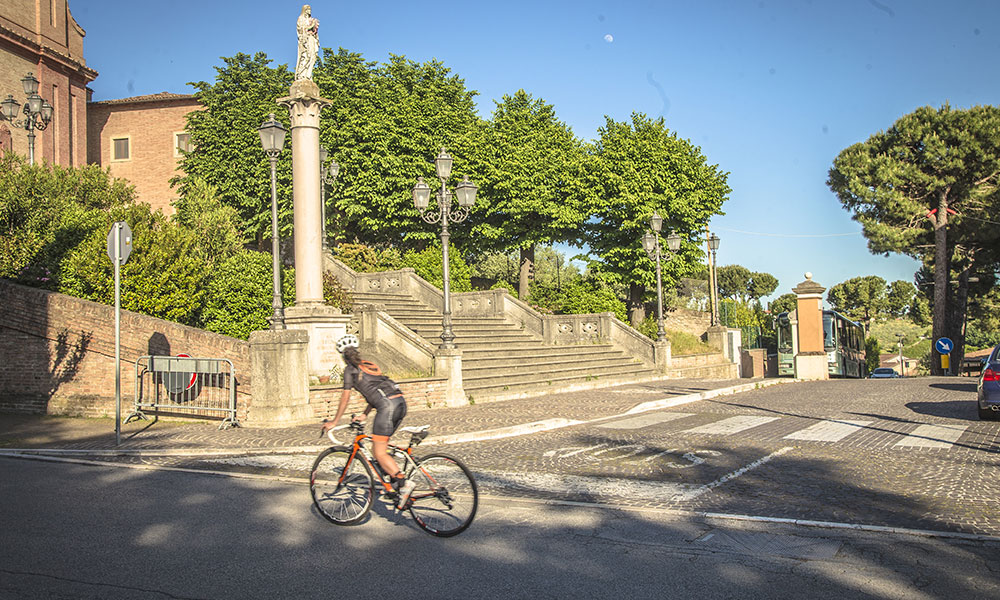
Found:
[371,396,409,488]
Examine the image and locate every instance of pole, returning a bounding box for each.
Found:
[439,179,455,349]
[654,238,665,341]
[114,223,121,446]
[269,155,285,329]
[27,126,35,166]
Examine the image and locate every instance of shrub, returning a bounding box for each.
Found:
[202,250,295,339]
[401,246,472,292]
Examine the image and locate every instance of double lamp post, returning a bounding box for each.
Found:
[642,212,681,342]
[258,114,288,330]
[412,148,477,349]
[1,72,53,165]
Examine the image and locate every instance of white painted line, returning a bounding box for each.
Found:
[682,447,794,501]
[596,412,694,430]
[783,420,872,442]
[426,418,586,445]
[894,424,968,449]
[683,415,779,435]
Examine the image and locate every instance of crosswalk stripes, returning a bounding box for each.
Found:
[597,412,974,450]
[894,423,968,448]
[783,420,873,442]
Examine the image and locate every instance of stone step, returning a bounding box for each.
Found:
[461,347,625,367]
[462,354,637,375]
[464,365,657,400]
[406,322,526,334]
[462,361,649,387]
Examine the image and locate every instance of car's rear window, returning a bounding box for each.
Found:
[873,368,893,374]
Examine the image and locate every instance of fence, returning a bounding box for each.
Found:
[127,356,238,429]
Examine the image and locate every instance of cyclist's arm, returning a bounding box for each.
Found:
[325,388,352,430]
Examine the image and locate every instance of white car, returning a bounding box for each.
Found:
[870,367,901,379]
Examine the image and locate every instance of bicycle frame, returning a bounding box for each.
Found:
[334,426,445,508]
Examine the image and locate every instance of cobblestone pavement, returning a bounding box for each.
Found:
[5,377,1000,537]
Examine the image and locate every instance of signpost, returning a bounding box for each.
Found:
[935,337,954,374]
[107,222,132,445]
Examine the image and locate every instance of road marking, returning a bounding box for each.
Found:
[783,420,873,442]
[682,447,794,500]
[894,424,968,449]
[597,412,694,430]
[683,415,779,435]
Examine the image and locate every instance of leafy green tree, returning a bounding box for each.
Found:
[749,272,779,302]
[768,293,798,316]
[828,104,1000,373]
[202,250,295,339]
[316,52,480,250]
[584,113,730,325]
[886,280,918,318]
[460,90,588,299]
[179,52,294,247]
[717,265,778,304]
[865,337,881,375]
[401,246,472,293]
[827,276,889,332]
[170,177,244,266]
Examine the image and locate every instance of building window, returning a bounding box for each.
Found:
[112,137,130,161]
[175,132,192,156]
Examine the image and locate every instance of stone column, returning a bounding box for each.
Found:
[247,329,314,426]
[792,272,829,380]
[435,348,467,407]
[653,338,672,372]
[278,81,350,382]
[278,80,330,307]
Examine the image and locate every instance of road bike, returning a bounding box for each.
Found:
[310,417,478,537]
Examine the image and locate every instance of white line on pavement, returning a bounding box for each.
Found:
[683,415,780,435]
[894,424,968,448]
[783,420,873,442]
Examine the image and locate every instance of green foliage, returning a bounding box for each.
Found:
[323,270,354,313]
[558,280,628,322]
[170,177,244,265]
[583,113,730,300]
[635,321,716,355]
[869,319,930,351]
[865,337,881,375]
[718,298,767,328]
[178,52,294,246]
[716,265,779,304]
[459,90,588,254]
[827,275,889,330]
[401,246,472,293]
[201,250,296,338]
[333,243,405,272]
[769,293,798,316]
[886,280,917,318]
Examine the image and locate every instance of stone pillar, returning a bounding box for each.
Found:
[247,329,313,426]
[706,324,727,353]
[654,339,672,372]
[284,305,351,383]
[792,272,829,380]
[434,348,467,407]
[278,80,330,307]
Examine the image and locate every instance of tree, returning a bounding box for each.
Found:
[828,104,1000,373]
[886,280,918,319]
[584,113,730,325]
[769,293,798,316]
[316,51,480,250]
[179,52,294,247]
[827,276,888,332]
[460,90,588,299]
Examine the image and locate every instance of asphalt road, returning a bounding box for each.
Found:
[2,456,999,600]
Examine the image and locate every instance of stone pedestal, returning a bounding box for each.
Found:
[706,325,727,354]
[792,273,828,380]
[434,347,467,407]
[654,339,672,372]
[278,81,331,308]
[247,329,313,427]
[284,305,351,382]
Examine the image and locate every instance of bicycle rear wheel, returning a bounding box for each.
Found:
[310,446,374,525]
[407,454,478,537]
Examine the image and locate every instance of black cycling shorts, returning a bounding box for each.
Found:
[370,394,407,437]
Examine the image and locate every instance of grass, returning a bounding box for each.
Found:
[666,329,717,356]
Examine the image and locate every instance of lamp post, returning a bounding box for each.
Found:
[1,72,53,165]
[318,145,340,252]
[258,113,287,330]
[642,212,681,342]
[708,233,721,326]
[412,148,477,349]
[895,333,905,376]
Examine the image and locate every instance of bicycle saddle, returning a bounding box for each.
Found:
[399,425,429,433]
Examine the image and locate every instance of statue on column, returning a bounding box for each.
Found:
[295,4,319,81]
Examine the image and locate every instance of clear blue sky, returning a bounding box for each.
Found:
[73,0,1000,300]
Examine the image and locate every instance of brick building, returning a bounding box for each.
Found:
[0,0,97,166]
[87,93,201,215]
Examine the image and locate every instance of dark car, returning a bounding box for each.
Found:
[870,367,900,379]
[977,343,1000,421]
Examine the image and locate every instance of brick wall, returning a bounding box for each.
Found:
[87,95,202,215]
[0,279,251,418]
[309,377,451,420]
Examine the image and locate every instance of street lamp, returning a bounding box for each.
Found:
[708,233,721,326]
[258,113,287,330]
[896,333,907,376]
[642,212,681,342]
[1,72,53,165]
[412,148,477,349]
[318,145,340,251]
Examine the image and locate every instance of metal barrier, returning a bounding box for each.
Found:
[127,355,239,429]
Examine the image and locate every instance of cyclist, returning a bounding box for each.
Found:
[322,334,415,508]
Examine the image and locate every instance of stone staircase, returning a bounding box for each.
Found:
[350,290,734,402]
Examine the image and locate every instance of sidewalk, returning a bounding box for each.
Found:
[0,378,790,455]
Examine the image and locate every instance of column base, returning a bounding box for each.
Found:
[247,329,314,427]
[794,352,829,380]
[284,305,351,383]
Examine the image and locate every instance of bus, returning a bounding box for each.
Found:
[775,310,866,378]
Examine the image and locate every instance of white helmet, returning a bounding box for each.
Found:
[336,334,359,354]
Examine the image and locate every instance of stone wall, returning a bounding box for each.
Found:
[664,308,711,338]
[0,279,252,419]
[309,377,452,420]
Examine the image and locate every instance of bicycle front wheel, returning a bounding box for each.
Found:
[310,446,374,525]
[407,454,478,537]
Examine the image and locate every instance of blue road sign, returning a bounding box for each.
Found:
[935,337,954,355]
